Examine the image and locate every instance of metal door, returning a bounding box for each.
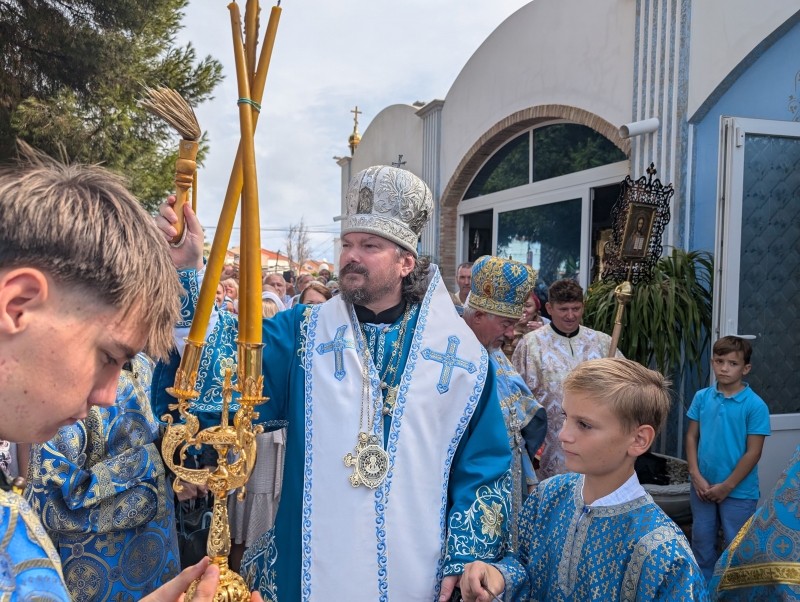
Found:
[714,117,800,496]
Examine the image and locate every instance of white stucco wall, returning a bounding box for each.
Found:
[439,0,636,191]
[350,104,424,178]
[687,1,800,120]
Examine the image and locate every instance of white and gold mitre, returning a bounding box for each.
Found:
[341,165,433,257]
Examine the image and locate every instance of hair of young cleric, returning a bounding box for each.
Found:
[0,142,182,359]
[548,278,584,304]
[564,358,672,433]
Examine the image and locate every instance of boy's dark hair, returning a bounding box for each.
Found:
[548,278,584,304]
[0,142,182,359]
[713,336,752,364]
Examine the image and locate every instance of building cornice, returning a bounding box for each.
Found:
[415,99,445,119]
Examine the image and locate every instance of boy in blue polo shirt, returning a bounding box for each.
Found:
[686,336,770,582]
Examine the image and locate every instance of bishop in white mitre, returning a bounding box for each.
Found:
[154,165,513,602]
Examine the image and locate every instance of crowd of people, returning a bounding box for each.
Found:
[0,149,794,602]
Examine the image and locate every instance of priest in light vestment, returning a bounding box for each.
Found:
[153,165,513,602]
[512,278,621,480]
[26,354,181,601]
[461,256,547,547]
[709,445,800,601]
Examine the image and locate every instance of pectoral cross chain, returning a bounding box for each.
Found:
[383,385,399,415]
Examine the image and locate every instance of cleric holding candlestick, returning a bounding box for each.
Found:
[0,143,262,602]
[154,165,513,601]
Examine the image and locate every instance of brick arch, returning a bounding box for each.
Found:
[437,104,630,288]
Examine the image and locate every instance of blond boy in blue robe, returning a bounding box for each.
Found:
[460,358,709,602]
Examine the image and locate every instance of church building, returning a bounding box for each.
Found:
[335,0,800,495]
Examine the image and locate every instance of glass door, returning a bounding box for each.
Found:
[462,209,493,262]
[495,198,582,288]
[715,117,800,498]
[714,117,800,414]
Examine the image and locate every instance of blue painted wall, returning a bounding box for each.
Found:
[691,18,800,252]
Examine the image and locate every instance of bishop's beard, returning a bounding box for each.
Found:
[339,262,399,306]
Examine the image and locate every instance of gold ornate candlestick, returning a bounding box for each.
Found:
[160,2,279,599]
[162,343,266,602]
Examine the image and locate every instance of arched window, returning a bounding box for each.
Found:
[463,123,626,199]
[532,123,627,182]
[464,132,529,199]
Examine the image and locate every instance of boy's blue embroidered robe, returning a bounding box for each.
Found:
[27,354,181,601]
[0,478,71,601]
[153,266,512,601]
[709,445,800,601]
[494,473,709,601]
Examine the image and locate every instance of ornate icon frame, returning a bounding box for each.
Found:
[601,163,674,285]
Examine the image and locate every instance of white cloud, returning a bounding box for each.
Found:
[176,0,531,260]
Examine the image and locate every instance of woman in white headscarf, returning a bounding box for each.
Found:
[233,289,286,314]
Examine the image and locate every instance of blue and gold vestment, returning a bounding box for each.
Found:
[0,473,70,601]
[489,348,546,490]
[709,445,800,601]
[494,473,709,601]
[26,354,180,602]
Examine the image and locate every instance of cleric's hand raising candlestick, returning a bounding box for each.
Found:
[156,194,205,271]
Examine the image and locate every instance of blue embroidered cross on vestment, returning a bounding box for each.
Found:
[421,335,477,394]
[316,325,356,381]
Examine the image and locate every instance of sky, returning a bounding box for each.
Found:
[175,0,532,263]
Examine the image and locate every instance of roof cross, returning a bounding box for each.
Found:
[392,154,407,169]
[351,106,362,128]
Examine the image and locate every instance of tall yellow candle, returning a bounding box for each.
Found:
[238,202,248,340]
[244,0,260,83]
[186,3,281,345]
[229,1,262,344]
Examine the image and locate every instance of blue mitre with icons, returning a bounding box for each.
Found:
[467,255,537,319]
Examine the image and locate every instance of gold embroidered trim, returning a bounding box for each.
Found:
[477,499,504,539]
[0,505,15,550]
[719,562,800,590]
[0,490,64,582]
[621,525,683,602]
[12,558,59,576]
